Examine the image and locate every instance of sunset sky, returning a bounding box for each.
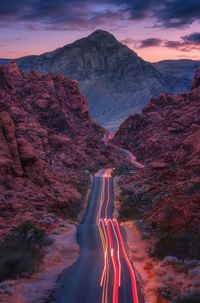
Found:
[0,0,200,62]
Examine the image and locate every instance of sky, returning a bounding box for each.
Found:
[0,0,200,62]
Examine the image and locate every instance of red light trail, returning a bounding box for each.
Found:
[96,169,140,303]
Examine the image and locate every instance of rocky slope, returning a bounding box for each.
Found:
[153,59,200,93]
[1,30,167,130]
[0,62,123,235]
[112,68,200,237]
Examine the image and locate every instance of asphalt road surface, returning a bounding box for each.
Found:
[50,168,144,303]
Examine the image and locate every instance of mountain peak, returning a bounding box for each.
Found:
[87,30,118,44]
[9,29,166,130]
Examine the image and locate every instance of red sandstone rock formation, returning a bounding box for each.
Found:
[113,68,200,233]
[0,63,123,234]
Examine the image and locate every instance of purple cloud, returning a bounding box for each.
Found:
[0,0,199,30]
[138,38,162,48]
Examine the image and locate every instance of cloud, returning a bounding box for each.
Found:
[0,0,199,30]
[118,0,200,28]
[164,40,183,49]
[138,38,162,48]
[0,36,26,46]
[0,1,127,31]
[121,38,135,44]
[121,32,200,53]
[153,0,200,28]
[178,54,199,59]
[182,32,200,44]
[121,37,163,48]
[164,32,200,51]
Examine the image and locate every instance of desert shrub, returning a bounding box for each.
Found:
[119,192,141,220]
[66,199,82,220]
[185,183,200,194]
[152,231,200,259]
[163,205,173,221]
[119,189,151,220]
[0,221,47,282]
[54,200,82,220]
[77,177,90,196]
[113,164,134,176]
[175,291,200,303]
[86,164,102,174]
[5,193,13,200]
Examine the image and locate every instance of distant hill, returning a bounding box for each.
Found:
[0,59,11,63]
[153,59,200,93]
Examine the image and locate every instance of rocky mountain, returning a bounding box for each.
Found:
[153,59,200,92]
[1,30,168,130]
[0,62,123,235]
[112,68,200,238]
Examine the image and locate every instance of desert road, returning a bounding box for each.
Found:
[50,167,144,303]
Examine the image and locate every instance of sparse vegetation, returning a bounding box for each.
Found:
[113,164,136,176]
[0,221,48,282]
[85,164,102,174]
[119,191,142,220]
[163,204,174,221]
[119,189,151,221]
[175,291,200,303]
[67,199,82,220]
[119,188,151,220]
[152,231,200,260]
[185,183,200,195]
[77,176,90,198]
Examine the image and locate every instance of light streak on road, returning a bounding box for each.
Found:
[106,219,120,303]
[51,154,143,303]
[98,218,109,303]
[110,219,121,288]
[97,168,141,303]
[113,218,139,303]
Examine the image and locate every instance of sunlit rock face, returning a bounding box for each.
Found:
[0,63,124,233]
[113,68,200,233]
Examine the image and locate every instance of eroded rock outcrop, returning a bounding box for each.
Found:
[0,63,123,234]
[113,68,200,234]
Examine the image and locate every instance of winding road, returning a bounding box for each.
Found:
[51,154,144,303]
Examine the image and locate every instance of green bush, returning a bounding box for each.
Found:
[152,231,200,259]
[175,291,200,303]
[0,221,47,282]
